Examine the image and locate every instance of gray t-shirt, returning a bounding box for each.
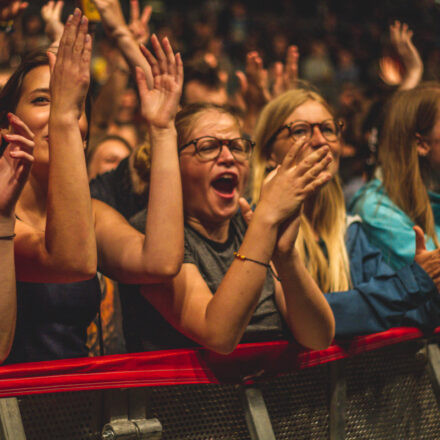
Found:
[120,210,286,352]
[183,214,285,343]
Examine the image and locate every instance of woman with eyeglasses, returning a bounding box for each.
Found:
[125,102,335,355]
[350,83,440,272]
[251,88,440,338]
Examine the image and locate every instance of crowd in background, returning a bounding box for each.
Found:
[3,0,440,193]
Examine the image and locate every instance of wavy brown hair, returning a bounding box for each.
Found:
[379,82,440,247]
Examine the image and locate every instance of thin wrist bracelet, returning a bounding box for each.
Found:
[233,251,281,282]
[0,20,14,34]
[0,233,15,240]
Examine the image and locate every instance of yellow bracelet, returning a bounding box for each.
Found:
[233,252,281,282]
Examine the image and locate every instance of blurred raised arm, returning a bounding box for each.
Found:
[0,0,27,22]
[92,0,153,88]
[380,21,423,91]
[235,51,271,134]
[41,1,64,47]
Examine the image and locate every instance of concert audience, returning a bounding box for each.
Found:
[251,88,440,338]
[0,8,184,363]
[127,102,335,354]
[0,0,439,363]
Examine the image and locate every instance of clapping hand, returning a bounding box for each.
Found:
[414,226,440,292]
[0,114,34,217]
[136,34,183,129]
[47,8,92,121]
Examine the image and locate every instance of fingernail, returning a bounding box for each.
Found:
[74,8,81,17]
[67,14,73,22]
[81,15,87,25]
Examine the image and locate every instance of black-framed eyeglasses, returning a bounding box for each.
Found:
[269,119,344,144]
[179,136,255,162]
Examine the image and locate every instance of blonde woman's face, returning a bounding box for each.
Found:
[270,100,341,177]
[179,110,249,222]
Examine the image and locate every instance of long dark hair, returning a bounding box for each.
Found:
[0,50,49,127]
[0,49,92,141]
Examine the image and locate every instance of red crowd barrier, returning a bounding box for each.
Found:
[0,326,436,398]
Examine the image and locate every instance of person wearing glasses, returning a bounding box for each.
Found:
[350,83,440,271]
[123,102,335,354]
[250,88,440,338]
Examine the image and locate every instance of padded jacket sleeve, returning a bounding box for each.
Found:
[325,222,440,339]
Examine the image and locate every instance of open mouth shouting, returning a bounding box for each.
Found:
[211,172,239,199]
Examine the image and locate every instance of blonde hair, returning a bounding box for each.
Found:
[127,104,241,195]
[379,83,440,248]
[175,103,241,146]
[252,89,351,292]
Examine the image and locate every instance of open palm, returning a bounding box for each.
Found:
[136,34,183,128]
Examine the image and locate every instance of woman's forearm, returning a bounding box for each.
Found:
[201,209,279,354]
[141,126,183,277]
[273,250,335,350]
[0,216,17,363]
[110,26,153,89]
[46,115,96,279]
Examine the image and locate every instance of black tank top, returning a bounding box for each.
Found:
[6,277,101,364]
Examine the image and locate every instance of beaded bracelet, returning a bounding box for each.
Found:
[0,233,16,240]
[0,20,14,34]
[233,251,281,282]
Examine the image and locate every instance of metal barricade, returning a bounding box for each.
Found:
[0,330,439,439]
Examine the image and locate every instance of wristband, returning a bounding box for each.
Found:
[233,251,281,282]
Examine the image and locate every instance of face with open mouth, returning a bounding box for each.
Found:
[179,110,250,223]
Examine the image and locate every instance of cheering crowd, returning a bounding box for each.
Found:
[0,0,439,364]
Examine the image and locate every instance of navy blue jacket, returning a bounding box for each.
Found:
[327,220,440,339]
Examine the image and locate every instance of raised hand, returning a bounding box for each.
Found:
[389,20,423,90]
[379,56,402,86]
[46,8,91,121]
[136,34,183,129]
[0,113,34,217]
[92,0,127,37]
[41,1,64,43]
[128,0,152,45]
[414,226,440,292]
[92,0,153,89]
[236,51,271,113]
[0,0,27,22]
[273,45,299,97]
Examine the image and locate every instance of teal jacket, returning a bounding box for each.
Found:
[349,178,440,271]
